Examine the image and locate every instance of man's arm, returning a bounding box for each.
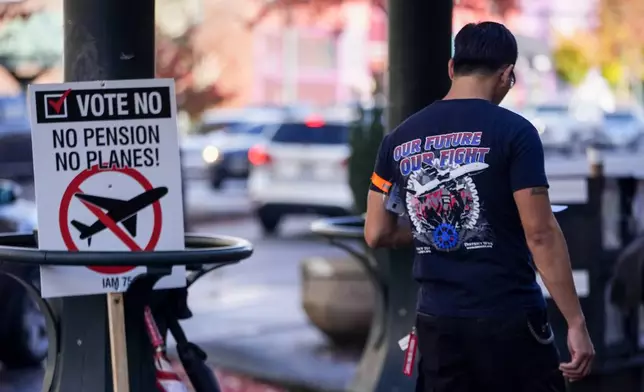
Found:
[509,125,584,326]
[514,187,584,327]
[364,190,413,248]
[363,134,413,248]
[511,125,594,380]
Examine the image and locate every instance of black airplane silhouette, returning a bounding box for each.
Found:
[70,186,168,246]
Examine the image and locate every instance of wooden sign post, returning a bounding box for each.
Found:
[107,292,130,392]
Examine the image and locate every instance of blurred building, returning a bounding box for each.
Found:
[250,0,538,107]
[504,0,599,105]
[250,1,351,106]
[515,0,598,44]
[0,0,580,111]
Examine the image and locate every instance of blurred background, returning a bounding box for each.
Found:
[0,0,643,391]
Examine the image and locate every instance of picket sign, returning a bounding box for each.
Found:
[27,78,186,390]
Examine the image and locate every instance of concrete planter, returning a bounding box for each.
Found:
[300,257,374,345]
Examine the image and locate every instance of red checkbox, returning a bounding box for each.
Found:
[48,89,72,114]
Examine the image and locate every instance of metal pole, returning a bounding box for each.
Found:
[63,0,155,81]
[387,0,452,128]
[45,0,157,390]
[587,146,604,179]
[349,1,453,391]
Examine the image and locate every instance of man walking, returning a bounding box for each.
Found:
[364,22,594,391]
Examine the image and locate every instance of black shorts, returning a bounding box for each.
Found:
[415,310,567,392]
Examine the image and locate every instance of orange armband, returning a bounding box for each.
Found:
[371,172,392,194]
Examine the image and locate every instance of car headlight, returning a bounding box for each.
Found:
[202,145,221,163]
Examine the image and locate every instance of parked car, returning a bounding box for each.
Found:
[0,179,47,369]
[180,133,217,180]
[183,106,312,188]
[204,122,276,189]
[0,95,32,181]
[525,104,580,155]
[597,108,644,152]
[180,109,264,181]
[248,116,352,235]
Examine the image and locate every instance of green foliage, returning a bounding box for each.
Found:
[601,61,624,88]
[0,11,62,71]
[553,40,591,86]
[348,105,385,214]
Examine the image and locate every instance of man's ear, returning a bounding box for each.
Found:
[448,59,455,80]
[501,64,514,86]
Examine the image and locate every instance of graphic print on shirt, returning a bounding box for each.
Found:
[393,131,494,253]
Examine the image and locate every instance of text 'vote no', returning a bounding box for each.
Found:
[35,87,173,123]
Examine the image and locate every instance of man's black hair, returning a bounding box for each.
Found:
[452,22,518,76]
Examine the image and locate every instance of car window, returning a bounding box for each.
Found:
[534,105,569,120]
[535,105,568,115]
[194,121,245,134]
[605,113,636,123]
[0,98,27,122]
[0,121,30,133]
[271,123,349,144]
[225,124,266,135]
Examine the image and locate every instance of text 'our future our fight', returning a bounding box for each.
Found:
[394,131,491,175]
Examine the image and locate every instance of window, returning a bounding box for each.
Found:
[263,34,283,71]
[0,97,27,123]
[603,112,640,129]
[194,121,251,135]
[605,113,635,123]
[272,123,348,144]
[297,35,336,70]
[535,105,568,115]
[225,124,267,135]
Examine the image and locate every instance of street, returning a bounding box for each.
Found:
[0,180,350,391]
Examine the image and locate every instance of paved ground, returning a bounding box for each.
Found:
[175,215,360,391]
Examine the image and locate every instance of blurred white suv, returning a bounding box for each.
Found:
[525,104,579,155]
[247,117,352,234]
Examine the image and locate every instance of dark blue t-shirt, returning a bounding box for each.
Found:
[370,99,549,317]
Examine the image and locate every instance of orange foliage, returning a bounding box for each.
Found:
[155,27,230,120]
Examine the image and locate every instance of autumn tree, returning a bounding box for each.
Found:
[155,26,232,122]
[0,0,43,22]
[553,37,592,86]
[456,0,518,16]
[488,0,518,16]
[155,0,248,122]
[595,0,644,90]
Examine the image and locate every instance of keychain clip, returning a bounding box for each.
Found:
[402,326,418,376]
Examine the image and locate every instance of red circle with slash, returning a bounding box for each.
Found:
[59,165,163,274]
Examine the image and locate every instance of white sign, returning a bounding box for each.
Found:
[28,79,186,298]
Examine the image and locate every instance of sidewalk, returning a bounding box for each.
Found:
[173,281,359,391]
[171,362,287,392]
[171,228,361,392]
